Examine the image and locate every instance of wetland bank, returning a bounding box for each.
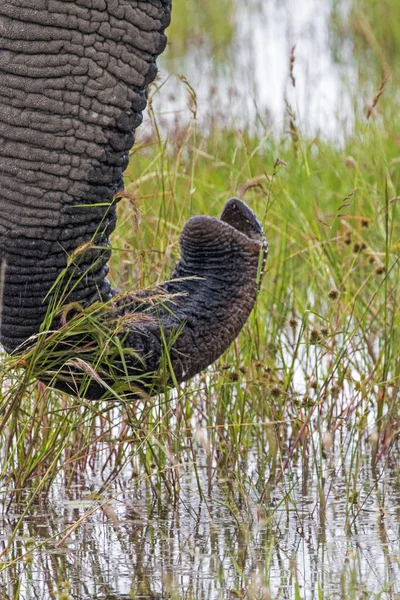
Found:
[1,0,400,598]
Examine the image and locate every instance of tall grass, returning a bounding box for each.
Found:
[1,73,399,498]
[0,1,400,596]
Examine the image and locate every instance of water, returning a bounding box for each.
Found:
[153,0,356,139]
[1,433,400,598]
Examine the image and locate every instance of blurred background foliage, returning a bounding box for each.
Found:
[167,0,236,63]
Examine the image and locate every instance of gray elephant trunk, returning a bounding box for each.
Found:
[0,0,267,400]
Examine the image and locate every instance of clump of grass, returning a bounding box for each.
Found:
[3,72,399,502]
[7,63,400,475]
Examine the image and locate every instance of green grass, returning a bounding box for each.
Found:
[0,92,399,595]
[1,1,400,597]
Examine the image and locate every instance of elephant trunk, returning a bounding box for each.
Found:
[109,198,267,397]
[0,0,267,400]
[37,197,267,400]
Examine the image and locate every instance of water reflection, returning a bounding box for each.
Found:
[154,0,356,139]
[1,443,400,598]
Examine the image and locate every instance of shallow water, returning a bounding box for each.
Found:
[153,0,356,139]
[1,432,400,599]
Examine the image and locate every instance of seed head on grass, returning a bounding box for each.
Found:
[366,75,390,119]
[261,368,274,383]
[301,395,315,409]
[309,328,322,344]
[344,231,352,245]
[345,156,358,169]
[375,265,386,275]
[353,242,367,253]
[328,289,339,300]
[228,371,240,382]
[289,44,296,87]
[272,157,288,178]
[270,386,282,399]
[284,98,299,156]
[273,157,288,169]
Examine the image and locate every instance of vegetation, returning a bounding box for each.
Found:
[0,0,400,597]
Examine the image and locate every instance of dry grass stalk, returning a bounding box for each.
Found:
[289,44,296,87]
[284,98,299,157]
[367,75,390,119]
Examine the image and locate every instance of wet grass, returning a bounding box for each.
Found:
[1,0,400,597]
[1,87,399,597]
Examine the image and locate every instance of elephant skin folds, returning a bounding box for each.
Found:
[0,0,267,399]
[0,0,171,351]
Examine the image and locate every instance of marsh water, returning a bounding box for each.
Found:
[153,0,357,139]
[1,0,400,598]
[1,426,400,598]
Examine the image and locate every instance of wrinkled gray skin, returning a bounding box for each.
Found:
[0,0,267,399]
